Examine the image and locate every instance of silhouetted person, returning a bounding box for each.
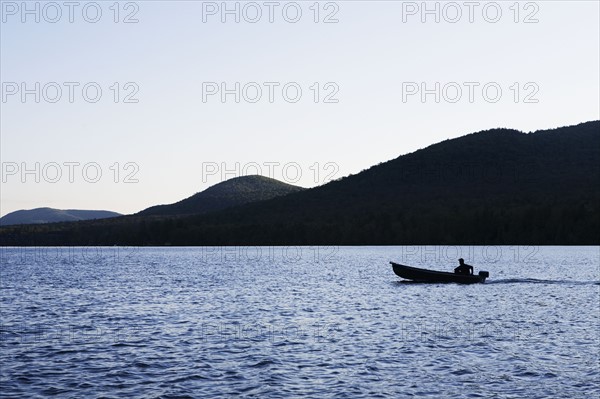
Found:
[454,258,473,275]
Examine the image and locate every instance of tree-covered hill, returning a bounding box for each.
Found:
[1,121,598,245]
[137,175,304,217]
[0,208,121,226]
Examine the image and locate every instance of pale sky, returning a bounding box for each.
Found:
[1,0,599,217]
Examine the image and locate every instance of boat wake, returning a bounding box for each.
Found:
[394,278,599,286]
[486,278,600,286]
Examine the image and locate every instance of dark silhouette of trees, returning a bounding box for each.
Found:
[1,121,598,246]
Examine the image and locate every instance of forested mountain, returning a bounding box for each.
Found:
[1,121,598,245]
[0,208,121,226]
[137,175,304,216]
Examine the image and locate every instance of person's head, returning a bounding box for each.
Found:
[459,258,464,265]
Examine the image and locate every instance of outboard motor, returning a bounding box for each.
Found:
[478,271,489,282]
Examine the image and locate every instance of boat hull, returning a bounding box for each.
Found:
[390,262,488,284]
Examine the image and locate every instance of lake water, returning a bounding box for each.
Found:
[1,246,598,398]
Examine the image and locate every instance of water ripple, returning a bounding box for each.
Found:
[1,246,599,398]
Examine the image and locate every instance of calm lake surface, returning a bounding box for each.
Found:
[1,246,598,398]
